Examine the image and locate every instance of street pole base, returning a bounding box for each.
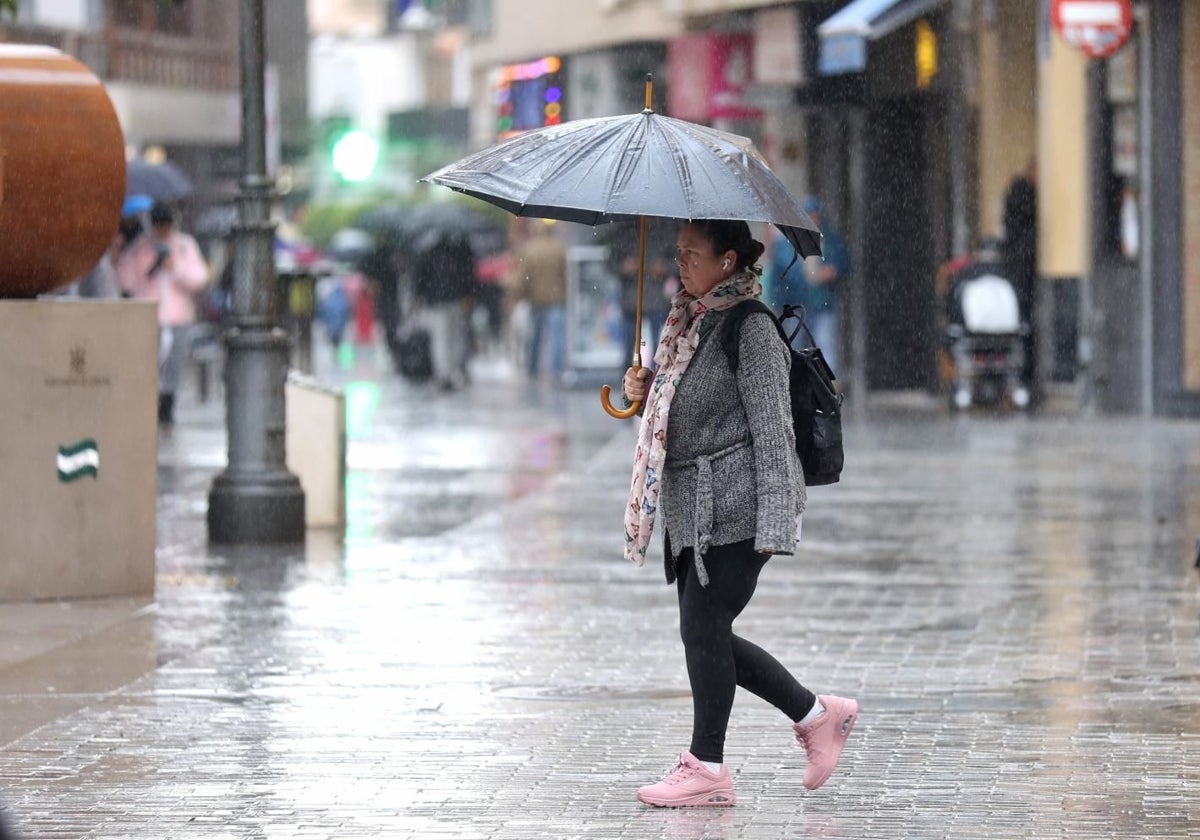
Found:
[207,472,306,544]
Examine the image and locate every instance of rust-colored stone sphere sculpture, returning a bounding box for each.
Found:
[0,45,125,296]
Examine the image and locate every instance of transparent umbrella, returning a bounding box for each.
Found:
[422,76,820,418]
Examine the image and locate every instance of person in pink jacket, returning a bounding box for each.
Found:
[117,203,210,426]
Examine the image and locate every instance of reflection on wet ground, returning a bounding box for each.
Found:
[2,350,1199,838]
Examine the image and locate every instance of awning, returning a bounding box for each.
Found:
[817,0,947,76]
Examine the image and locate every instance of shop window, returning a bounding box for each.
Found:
[154,0,191,36]
[1098,25,1141,262]
[110,0,145,27]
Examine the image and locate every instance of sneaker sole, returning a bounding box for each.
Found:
[804,704,858,791]
[637,789,737,808]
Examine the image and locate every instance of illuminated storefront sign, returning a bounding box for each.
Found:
[495,55,565,139]
[915,19,938,89]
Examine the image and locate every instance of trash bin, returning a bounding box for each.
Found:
[285,372,345,529]
[279,269,318,374]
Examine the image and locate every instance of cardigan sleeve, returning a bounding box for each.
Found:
[735,312,805,554]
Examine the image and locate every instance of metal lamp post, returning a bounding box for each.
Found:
[207,0,305,543]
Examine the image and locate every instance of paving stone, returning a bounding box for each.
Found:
[2,353,1200,838]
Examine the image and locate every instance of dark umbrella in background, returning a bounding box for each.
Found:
[422,75,821,418]
[125,159,194,203]
[355,202,508,260]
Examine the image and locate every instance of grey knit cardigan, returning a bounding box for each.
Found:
[660,307,806,585]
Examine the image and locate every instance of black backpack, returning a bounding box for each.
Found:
[719,300,844,486]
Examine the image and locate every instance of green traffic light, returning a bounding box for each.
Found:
[331,130,380,182]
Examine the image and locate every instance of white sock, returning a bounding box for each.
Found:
[701,760,723,774]
[798,698,825,726]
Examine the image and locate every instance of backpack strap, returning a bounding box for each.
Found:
[720,299,791,375]
[780,303,818,350]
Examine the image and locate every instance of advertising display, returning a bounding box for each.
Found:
[667,33,761,123]
[565,245,625,380]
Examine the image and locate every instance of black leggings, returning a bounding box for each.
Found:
[676,538,817,763]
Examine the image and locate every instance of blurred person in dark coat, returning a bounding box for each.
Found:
[1003,157,1038,392]
[412,231,475,390]
[359,232,404,370]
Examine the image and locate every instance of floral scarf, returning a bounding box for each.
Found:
[623,270,763,567]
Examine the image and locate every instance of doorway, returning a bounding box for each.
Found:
[864,95,944,390]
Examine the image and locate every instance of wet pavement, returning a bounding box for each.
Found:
[2,342,1200,839]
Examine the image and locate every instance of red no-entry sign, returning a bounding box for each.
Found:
[1051,0,1132,58]
[1051,0,1133,59]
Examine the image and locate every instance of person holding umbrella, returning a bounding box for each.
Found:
[117,203,210,426]
[621,219,858,808]
[422,75,857,805]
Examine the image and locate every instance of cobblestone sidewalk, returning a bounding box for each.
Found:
[2,363,1199,838]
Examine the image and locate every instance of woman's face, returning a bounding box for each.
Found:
[675,224,735,298]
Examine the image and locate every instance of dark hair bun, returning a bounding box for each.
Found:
[744,238,766,265]
[691,219,765,272]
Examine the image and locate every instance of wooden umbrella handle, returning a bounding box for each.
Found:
[601,80,655,422]
[600,382,640,419]
[600,213,650,420]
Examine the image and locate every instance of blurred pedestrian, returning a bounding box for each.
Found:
[1003,157,1038,394]
[72,232,124,299]
[621,219,858,808]
[474,249,511,353]
[766,229,809,313]
[412,230,475,390]
[604,220,675,367]
[511,221,567,382]
[794,197,849,374]
[116,203,210,426]
[359,232,404,370]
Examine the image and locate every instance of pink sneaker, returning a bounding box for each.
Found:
[636,752,736,808]
[793,694,858,790]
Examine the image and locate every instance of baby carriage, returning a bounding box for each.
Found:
[943,256,1030,411]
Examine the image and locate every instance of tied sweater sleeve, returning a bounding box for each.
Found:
[735,312,806,554]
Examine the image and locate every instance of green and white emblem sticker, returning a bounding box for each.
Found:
[57,439,99,483]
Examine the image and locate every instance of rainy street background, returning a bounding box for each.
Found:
[3,346,1200,839]
[4,1,1200,839]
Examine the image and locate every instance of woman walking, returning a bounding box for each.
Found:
[622,219,858,808]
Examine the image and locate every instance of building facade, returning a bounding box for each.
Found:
[393,0,1200,417]
[1,0,309,215]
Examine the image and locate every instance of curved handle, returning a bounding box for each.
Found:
[602,214,650,421]
[600,384,640,420]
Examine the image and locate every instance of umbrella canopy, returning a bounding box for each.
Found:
[421,110,821,259]
[355,202,507,259]
[126,159,194,203]
[421,77,820,419]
